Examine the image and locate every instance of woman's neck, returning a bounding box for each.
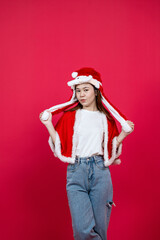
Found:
[82,105,98,111]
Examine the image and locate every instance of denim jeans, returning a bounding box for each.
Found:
[66,155,114,240]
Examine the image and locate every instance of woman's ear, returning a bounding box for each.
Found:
[95,90,98,96]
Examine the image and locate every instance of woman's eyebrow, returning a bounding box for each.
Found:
[76,87,89,90]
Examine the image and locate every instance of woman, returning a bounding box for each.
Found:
[39,67,134,240]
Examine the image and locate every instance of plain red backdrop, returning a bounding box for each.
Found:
[0,0,160,239]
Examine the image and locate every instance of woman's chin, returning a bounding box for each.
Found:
[81,102,88,107]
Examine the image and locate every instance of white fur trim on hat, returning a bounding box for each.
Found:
[67,75,102,89]
[101,94,132,133]
[41,90,77,121]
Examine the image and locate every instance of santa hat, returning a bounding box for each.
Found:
[41,67,132,132]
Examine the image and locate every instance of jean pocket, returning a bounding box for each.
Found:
[95,159,108,170]
[67,160,80,172]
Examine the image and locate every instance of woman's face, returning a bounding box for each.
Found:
[75,83,97,108]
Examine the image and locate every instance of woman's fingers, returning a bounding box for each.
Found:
[125,120,135,133]
[127,120,135,128]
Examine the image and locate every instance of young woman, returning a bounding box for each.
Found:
[39,67,134,240]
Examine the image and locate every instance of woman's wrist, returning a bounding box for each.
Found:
[116,130,128,145]
[116,137,122,145]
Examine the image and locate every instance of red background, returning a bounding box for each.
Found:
[0,0,160,239]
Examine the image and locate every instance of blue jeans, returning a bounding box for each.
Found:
[66,155,114,240]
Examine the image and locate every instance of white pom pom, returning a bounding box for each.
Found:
[41,110,50,121]
[72,72,78,78]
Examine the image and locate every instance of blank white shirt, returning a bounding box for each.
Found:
[75,109,105,157]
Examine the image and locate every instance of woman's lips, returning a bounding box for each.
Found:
[80,99,86,102]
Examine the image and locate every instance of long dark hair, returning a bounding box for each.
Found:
[64,84,114,121]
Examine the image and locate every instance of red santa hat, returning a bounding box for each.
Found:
[41,67,132,132]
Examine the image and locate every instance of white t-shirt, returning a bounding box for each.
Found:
[75,109,105,157]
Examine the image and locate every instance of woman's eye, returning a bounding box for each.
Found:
[76,89,88,93]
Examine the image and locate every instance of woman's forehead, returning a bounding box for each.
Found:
[75,83,92,89]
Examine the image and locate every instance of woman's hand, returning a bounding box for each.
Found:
[39,111,52,127]
[123,120,135,136]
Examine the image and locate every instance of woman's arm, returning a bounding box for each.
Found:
[39,110,56,145]
[116,120,135,147]
[116,130,128,147]
[46,123,56,145]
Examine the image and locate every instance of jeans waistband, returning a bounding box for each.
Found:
[75,155,104,163]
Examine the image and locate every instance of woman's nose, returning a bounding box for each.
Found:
[80,91,85,97]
